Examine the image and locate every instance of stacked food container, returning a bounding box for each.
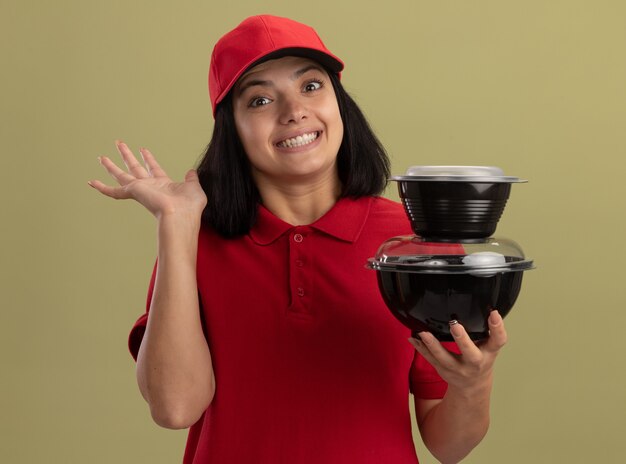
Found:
[368,166,535,341]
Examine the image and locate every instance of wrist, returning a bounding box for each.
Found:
[157,210,203,230]
[446,372,494,400]
[157,213,202,257]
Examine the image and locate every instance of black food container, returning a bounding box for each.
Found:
[393,166,526,240]
[368,236,534,341]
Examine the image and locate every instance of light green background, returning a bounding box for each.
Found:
[2,1,625,463]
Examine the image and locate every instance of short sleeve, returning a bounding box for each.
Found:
[128,260,158,362]
[409,341,460,399]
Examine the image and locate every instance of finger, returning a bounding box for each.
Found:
[116,141,149,179]
[87,179,132,200]
[139,147,168,178]
[449,321,483,364]
[98,156,136,185]
[408,337,443,369]
[483,310,508,354]
[416,331,459,370]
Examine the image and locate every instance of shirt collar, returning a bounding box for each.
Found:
[249,196,373,245]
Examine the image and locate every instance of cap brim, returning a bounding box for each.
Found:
[248,47,344,74]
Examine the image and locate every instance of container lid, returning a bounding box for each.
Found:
[367,235,534,276]
[391,165,526,183]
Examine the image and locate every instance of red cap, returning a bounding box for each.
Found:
[208,15,344,116]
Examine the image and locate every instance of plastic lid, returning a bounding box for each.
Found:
[367,235,534,276]
[391,165,526,183]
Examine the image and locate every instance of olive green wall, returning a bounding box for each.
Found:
[2,1,625,462]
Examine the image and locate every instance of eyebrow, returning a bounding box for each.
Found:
[292,64,325,79]
[236,64,326,96]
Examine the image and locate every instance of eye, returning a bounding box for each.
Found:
[249,96,272,108]
[303,79,323,92]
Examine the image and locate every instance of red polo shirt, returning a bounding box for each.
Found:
[129,196,449,464]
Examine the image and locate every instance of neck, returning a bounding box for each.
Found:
[255,173,342,225]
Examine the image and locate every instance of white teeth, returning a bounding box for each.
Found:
[278,132,318,148]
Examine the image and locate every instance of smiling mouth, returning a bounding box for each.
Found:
[276,131,320,148]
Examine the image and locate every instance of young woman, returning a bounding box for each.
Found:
[89,15,507,464]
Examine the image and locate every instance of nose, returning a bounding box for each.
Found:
[278,95,308,125]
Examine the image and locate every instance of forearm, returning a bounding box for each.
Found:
[410,312,507,462]
[419,377,492,464]
[136,213,214,429]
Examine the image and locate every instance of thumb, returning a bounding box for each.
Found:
[184,169,199,183]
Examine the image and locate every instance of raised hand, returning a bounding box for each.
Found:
[88,141,207,219]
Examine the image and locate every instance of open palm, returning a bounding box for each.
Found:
[89,141,207,219]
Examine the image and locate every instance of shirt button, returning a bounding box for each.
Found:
[297,287,305,297]
[294,233,303,243]
[295,259,304,267]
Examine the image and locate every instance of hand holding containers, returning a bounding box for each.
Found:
[368,166,534,341]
